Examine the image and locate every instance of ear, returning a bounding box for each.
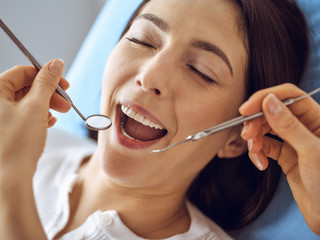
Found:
[217,127,247,158]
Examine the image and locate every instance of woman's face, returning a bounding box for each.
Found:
[98,0,247,190]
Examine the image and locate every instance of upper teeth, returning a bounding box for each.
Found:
[121,105,164,130]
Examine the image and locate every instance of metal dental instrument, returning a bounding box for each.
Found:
[0,19,112,131]
[152,87,320,153]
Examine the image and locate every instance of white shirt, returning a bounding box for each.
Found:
[33,128,233,240]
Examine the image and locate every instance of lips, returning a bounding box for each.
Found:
[115,101,168,149]
[121,105,164,130]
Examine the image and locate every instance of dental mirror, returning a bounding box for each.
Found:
[0,19,112,131]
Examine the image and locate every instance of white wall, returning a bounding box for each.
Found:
[0,0,106,74]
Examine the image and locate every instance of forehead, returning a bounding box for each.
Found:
[140,0,242,36]
[139,0,247,85]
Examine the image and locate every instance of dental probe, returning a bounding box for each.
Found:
[151,87,320,153]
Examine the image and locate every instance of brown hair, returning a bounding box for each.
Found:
[90,0,310,231]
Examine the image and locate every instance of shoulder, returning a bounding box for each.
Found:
[32,128,96,231]
[35,128,96,179]
[33,127,96,191]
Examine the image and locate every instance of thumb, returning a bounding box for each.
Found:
[262,93,315,152]
[28,59,64,104]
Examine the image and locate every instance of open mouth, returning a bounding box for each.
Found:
[119,105,168,142]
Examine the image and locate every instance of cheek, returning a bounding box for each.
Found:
[176,91,237,134]
[102,45,129,88]
[100,44,138,110]
[173,87,244,157]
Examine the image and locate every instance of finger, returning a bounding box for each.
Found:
[49,93,71,113]
[247,130,264,153]
[248,132,289,171]
[49,76,71,112]
[47,112,57,128]
[48,116,57,128]
[59,77,70,91]
[0,65,37,100]
[263,137,298,175]
[239,83,305,116]
[27,59,64,108]
[15,86,31,101]
[261,135,283,161]
[240,84,320,134]
[0,65,69,104]
[241,117,269,140]
[262,93,317,153]
[248,151,268,171]
[241,117,262,139]
[247,131,269,171]
[48,112,53,122]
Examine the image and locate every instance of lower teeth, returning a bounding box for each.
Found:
[120,122,139,141]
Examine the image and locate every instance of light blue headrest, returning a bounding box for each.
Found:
[298,0,320,103]
[54,0,143,137]
[53,0,320,239]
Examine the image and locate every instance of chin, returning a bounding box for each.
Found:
[96,140,156,187]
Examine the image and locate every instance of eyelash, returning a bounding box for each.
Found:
[126,37,156,49]
[126,37,216,84]
[187,65,216,84]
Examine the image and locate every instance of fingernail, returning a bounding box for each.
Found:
[267,93,283,115]
[247,138,253,151]
[251,153,264,171]
[49,59,64,76]
[241,123,249,137]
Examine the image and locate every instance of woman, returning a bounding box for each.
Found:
[0,0,319,239]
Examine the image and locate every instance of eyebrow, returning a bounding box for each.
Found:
[136,13,169,33]
[135,13,233,76]
[191,41,233,76]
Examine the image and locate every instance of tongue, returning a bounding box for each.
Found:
[124,118,167,141]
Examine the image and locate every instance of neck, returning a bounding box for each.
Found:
[69,153,191,239]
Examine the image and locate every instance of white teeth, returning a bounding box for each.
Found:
[134,113,144,123]
[120,123,136,140]
[121,105,164,130]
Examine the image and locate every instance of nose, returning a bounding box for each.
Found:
[135,53,175,97]
[135,78,161,96]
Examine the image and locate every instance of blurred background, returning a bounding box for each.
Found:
[0,0,107,73]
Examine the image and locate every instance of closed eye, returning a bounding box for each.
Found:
[187,65,216,84]
[126,37,157,49]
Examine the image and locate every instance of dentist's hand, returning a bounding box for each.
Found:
[239,83,320,236]
[0,59,70,167]
[0,59,70,239]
